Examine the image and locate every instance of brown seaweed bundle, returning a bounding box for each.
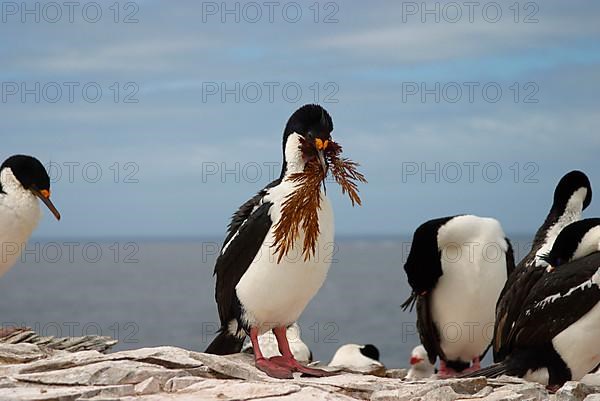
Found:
[273,139,367,262]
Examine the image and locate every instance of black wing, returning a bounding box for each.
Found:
[493,264,544,361]
[213,179,281,328]
[403,217,455,296]
[214,201,273,328]
[494,206,571,361]
[494,236,542,362]
[219,178,281,251]
[402,216,456,364]
[506,252,600,350]
[221,193,264,251]
[416,294,445,365]
[496,210,558,303]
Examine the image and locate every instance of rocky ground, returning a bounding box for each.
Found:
[0,342,599,401]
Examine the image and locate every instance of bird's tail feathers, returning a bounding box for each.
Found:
[401,292,417,312]
[460,362,508,379]
[205,330,245,355]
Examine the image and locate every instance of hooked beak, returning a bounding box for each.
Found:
[314,138,329,177]
[31,187,61,220]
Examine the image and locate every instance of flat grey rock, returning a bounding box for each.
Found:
[556,381,599,401]
[134,377,161,395]
[0,343,597,400]
[385,369,408,379]
[164,376,206,392]
[0,328,117,353]
[0,343,51,365]
[495,382,549,400]
[15,360,188,386]
[476,389,525,401]
[0,384,134,401]
[176,378,301,398]
[263,386,359,400]
[421,386,463,401]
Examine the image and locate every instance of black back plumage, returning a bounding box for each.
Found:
[359,344,380,362]
[470,252,600,386]
[403,216,454,298]
[508,253,600,349]
[463,346,570,385]
[401,216,456,365]
[493,171,592,362]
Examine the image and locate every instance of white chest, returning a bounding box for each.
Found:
[0,191,42,277]
[552,299,600,380]
[236,187,334,332]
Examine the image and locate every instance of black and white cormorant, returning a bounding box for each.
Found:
[205,105,337,379]
[493,171,592,362]
[467,251,600,388]
[402,215,515,377]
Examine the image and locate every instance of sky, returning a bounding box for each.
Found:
[1,0,599,238]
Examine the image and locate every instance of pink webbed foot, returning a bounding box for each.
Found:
[250,327,293,379]
[270,325,336,377]
[255,357,294,379]
[438,360,459,378]
[269,355,336,377]
[462,357,481,374]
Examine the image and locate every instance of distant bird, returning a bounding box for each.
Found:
[465,252,600,389]
[402,215,514,377]
[540,218,600,271]
[494,171,592,362]
[241,323,312,363]
[0,155,60,278]
[205,105,338,379]
[406,345,435,379]
[329,344,383,371]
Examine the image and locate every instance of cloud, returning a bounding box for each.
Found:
[2,0,599,237]
[312,9,600,63]
[31,39,216,73]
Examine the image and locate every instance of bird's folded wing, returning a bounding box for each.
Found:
[214,189,275,325]
[494,266,544,361]
[508,253,600,348]
[417,295,445,364]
